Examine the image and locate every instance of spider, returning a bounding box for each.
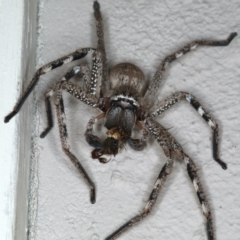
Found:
[4,1,237,240]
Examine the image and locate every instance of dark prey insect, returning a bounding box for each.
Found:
[4,1,237,239]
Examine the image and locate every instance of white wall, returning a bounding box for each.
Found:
[0,1,37,240]
[0,1,24,240]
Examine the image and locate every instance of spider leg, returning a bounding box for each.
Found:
[150,91,227,169]
[85,113,105,148]
[52,81,99,204]
[106,118,177,240]
[105,154,174,240]
[146,118,214,240]
[128,121,149,151]
[145,32,237,102]
[4,48,95,123]
[93,1,109,96]
[183,153,214,240]
[40,65,91,138]
[106,117,215,239]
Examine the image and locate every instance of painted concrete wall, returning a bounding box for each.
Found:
[0,1,37,240]
[0,1,24,240]
[33,1,240,239]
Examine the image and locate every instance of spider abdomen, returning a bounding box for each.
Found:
[109,62,146,94]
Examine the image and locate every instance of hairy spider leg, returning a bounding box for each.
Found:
[106,117,214,240]
[145,32,237,105]
[4,48,95,123]
[91,1,109,96]
[40,65,91,138]
[150,91,227,169]
[147,118,214,240]
[105,118,177,240]
[51,80,99,204]
[105,156,174,240]
[183,154,214,240]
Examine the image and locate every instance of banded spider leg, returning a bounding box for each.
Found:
[40,64,91,138]
[43,66,101,203]
[106,117,214,240]
[150,91,227,169]
[144,32,237,103]
[4,48,95,123]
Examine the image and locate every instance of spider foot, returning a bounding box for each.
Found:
[40,127,51,138]
[90,185,96,204]
[215,158,227,170]
[93,1,100,11]
[227,32,238,44]
[4,110,17,123]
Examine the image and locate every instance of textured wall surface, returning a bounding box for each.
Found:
[0,1,24,240]
[33,0,240,239]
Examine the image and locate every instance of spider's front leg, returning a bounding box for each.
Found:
[150,91,227,169]
[145,32,237,102]
[51,79,99,204]
[4,48,95,123]
[40,65,91,138]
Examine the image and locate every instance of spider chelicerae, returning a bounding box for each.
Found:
[4,1,237,240]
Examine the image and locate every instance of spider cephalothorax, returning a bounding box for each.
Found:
[4,1,237,240]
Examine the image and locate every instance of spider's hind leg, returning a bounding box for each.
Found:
[150,91,227,169]
[105,151,174,240]
[182,153,214,240]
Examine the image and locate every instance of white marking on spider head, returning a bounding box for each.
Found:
[111,94,139,107]
[175,52,183,58]
[198,106,204,116]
